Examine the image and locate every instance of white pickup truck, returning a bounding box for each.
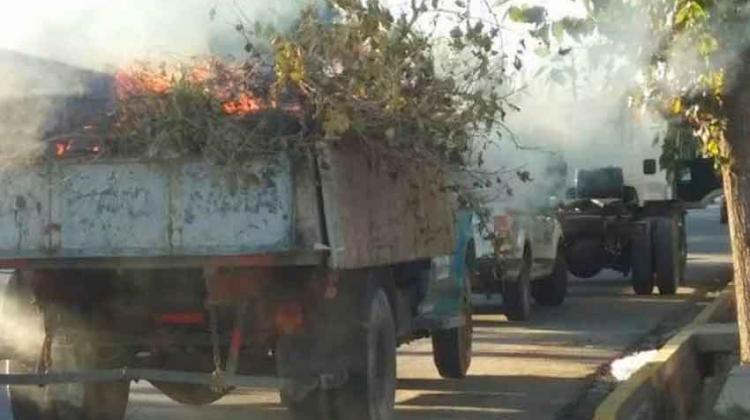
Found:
[468,154,569,321]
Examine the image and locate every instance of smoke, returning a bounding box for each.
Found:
[471,1,672,211]
[0,1,316,165]
[0,0,318,70]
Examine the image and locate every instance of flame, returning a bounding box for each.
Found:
[222,93,263,116]
[114,59,272,117]
[115,67,172,99]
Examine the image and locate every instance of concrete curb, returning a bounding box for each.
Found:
[593,286,736,420]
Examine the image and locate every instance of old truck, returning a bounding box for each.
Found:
[0,52,474,420]
[560,157,721,296]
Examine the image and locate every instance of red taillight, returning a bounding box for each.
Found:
[274,302,304,335]
[155,312,206,325]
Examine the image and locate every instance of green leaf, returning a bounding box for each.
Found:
[552,22,565,42]
[675,1,707,27]
[508,6,548,25]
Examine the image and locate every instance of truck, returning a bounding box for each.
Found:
[559,148,721,296]
[470,152,569,320]
[0,52,475,420]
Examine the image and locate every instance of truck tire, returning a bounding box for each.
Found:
[3,273,47,420]
[3,273,130,420]
[653,217,681,295]
[43,340,131,420]
[531,244,568,306]
[288,288,396,420]
[631,226,654,295]
[504,249,532,321]
[432,252,473,379]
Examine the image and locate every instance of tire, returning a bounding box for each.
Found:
[288,288,396,420]
[631,225,654,295]
[432,252,473,379]
[653,217,681,295]
[504,248,532,321]
[2,273,47,420]
[532,245,568,306]
[3,273,129,420]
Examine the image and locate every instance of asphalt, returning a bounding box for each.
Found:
[0,205,732,420]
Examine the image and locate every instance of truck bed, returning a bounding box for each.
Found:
[0,156,296,261]
[0,142,456,269]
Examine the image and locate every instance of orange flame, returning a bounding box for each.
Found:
[222,93,263,116]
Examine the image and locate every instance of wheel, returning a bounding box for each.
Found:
[653,217,681,295]
[631,224,654,295]
[3,273,129,420]
[2,272,47,420]
[504,248,532,321]
[532,244,568,306]
[288,288,396,420]
[432,250,473,379]
[44,338,131,420]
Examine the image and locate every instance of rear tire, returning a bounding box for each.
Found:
[532,245,568,306]
[653,217,681,295]
[631,226,654,295]
[288,288,396,420]
[2,273,47,420]
[432,252,473,379]
[504,249,532,321]
[3,273,130,420]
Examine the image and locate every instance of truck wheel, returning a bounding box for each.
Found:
[504,249,531,321]
[44,345,130,420]
[3,274,130,420]
[631,225,654,295]
[431,255,473,379]
[653,217,681,295]
[288,288,396,420]
[3,273,47,420]
[532,245,568,306]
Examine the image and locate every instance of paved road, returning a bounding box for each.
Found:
[0,206,732,420]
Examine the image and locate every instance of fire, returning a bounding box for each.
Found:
[114,59,270,117]
[115,68,172,99]
[221,93,263,116]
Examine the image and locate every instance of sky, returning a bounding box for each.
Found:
[0,0,584,69]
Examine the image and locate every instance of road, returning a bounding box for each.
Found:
[0,205,732,420]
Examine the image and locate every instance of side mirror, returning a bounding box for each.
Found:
[643,159,657,175]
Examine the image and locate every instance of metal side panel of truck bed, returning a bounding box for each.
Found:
[0,156,299,260]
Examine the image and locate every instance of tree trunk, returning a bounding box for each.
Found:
[723,50,750,364]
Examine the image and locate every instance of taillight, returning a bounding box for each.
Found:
[274,302,304,335]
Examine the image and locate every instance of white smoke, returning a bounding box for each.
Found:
[0,0,317,70]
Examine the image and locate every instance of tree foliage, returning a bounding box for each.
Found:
[263,0,512,171]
